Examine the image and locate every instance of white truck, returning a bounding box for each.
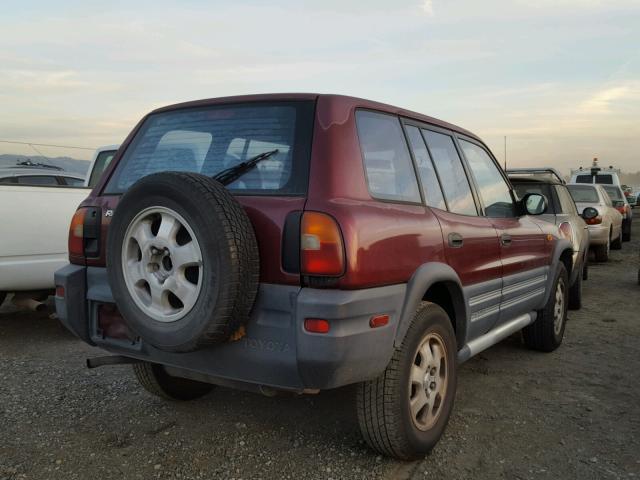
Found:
[0,145,118,309]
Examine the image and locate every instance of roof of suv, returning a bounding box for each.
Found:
[150,93,481,143]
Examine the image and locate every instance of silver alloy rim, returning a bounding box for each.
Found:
[121,206,203,323]
[409,332,448,431]
[553,277,565,335]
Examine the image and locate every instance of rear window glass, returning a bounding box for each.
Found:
[568,185,599,203]
[355,110,420,203]
[16,175,58,185]
[512,183,556,214]
[575,174,614,184]
[105,101,314,195]
[602,186,623,201]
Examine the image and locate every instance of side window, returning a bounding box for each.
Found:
[0,177,16,184]
[88,150,116,188]
[556,186,577,215]
[404,125,446,209]
[422,130,477,216]
[459,139,515,218]
[16,175,58,186]
[355,110,421,203]
[62,177,85,187]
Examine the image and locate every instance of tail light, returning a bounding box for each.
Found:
[615,205,626,217]
[68,208,88,258]
[68,206,102,262]
[300,211,345,276]
[558,222,573,244]
[585,216,602,225]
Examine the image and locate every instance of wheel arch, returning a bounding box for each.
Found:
[542,238,573,306]
[394,263,467,349]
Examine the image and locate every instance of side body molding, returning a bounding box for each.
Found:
[394,262,468,348]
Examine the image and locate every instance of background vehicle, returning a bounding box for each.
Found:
[508,168,590,309]
[0,161,85,186]
[570,158,621,186]
[601,185,632,242]
[0,146,117,309]
[85,145,119,188]
[55,93,573,460]
[567,183,623,262]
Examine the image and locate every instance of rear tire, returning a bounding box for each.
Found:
[611,230,622,250]
[133,362,213,401]
[523,263,568,352]
[593,237,610,262]
[622,221,631,242]
[568,265,583,310]
[356,302,457,460]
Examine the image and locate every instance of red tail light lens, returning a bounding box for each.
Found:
[585,216,602,225]
[68,207,88,258]
[300,212,345,276]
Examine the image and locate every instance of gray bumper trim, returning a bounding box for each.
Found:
[54,265,407,391]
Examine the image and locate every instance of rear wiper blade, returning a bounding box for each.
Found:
[213,149,279,186]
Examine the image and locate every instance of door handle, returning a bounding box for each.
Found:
[448,232,464,248]
[501,233,512,246]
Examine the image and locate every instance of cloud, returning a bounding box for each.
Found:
[421,0,434,16]
[580,84,640,114]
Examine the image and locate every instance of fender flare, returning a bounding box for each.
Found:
[393,262,468,348]
[542,238,574,305]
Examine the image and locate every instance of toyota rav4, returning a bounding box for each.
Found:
[55,94,572,460]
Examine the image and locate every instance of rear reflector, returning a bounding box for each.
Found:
[369,314,390,328]
[55,286,65,298]
[304,318,330,334]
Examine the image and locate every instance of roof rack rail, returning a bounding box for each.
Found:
[505,167,565,184]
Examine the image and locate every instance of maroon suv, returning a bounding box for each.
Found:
[55,94,572,460]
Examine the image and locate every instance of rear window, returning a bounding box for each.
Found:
[575,174,614,184]
[602,185,623,201]
[568,185,599,203]
[105,101,314,195]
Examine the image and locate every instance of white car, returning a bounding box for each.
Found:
[0,145,119,308]
[570,158,621,186]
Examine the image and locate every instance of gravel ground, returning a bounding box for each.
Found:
[1,223,639,480]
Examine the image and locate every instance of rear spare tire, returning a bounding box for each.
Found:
[107,172,259,352]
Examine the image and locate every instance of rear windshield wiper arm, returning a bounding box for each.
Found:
[213,149,279,186]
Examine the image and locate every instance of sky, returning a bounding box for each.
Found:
[1,0,639,174]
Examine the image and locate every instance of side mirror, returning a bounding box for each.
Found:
[582,207,598,220]
[521,193,547,215]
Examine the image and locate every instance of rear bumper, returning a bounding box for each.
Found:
[55,265,406,392]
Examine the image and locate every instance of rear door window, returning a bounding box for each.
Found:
[460,140,515,218]
[355,111,421,203]
[404,125,446,209]
[422,130,477,216]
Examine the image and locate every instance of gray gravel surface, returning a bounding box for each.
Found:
[1,223,639,480]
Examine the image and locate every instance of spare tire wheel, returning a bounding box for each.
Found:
[106,172,259,352]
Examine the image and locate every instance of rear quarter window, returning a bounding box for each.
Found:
[355,110,421,203]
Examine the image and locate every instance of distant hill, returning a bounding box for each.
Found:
[0,154,90,175]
